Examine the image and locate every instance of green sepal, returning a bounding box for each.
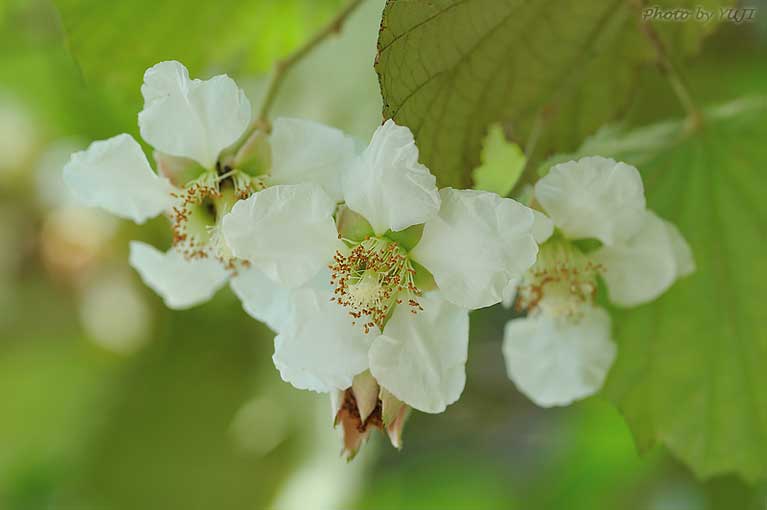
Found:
[571,238,602,254]
[379,386,404,427]
[176,163,207,186]
[385,224,424,252]
[336,205,375,242]
[411,260,436,292]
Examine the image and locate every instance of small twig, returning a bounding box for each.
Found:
[230,0,365,168]
[257,0,364,125]
[232,118,270,167]
[632,0,702,130]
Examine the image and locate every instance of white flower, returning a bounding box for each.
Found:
[62,61,357,313]
[503,156,694,407]
[224,119,538,418]
[138,61,251,169]
[62,61,255,309]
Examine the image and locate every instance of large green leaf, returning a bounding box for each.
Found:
[549,98,767,482]
[375,0,728,188]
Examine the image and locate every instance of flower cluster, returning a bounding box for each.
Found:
[63,61,694,458]
[221,117,539,457]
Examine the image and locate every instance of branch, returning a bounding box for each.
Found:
[232,0,365,167]
[257,0,365,124]
[632,0,702,130]
[509,1,702,198]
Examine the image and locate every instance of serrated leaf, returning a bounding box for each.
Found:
[375,0,731,188]
[560,97,767,482]
[471,123,525,196]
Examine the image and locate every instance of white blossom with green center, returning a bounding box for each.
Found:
[223,119,539,414]
[62,61,355,311]
[503,156,695,407]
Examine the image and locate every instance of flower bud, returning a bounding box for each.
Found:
[351,371,379,423]
[380,387,409,450]
[332,375,411,460]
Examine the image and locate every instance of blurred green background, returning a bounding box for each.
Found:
[0,0,765,508]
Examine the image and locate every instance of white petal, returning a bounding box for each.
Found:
[592,211,692,307]
[411,188,538,310]
[230,266,293,333]
[269,117,356,201]
[222,184,340,288]
[273,280,373,393]
[532,209,554,244]
[342,119,440,235]
[502,307,616,407]
[63,134,175,223]
[535,156,646,245]
[667,220,696,278]
[129,241,228,309]
[501,276,521,309]
[138,61,251,169]
[369,292,469,413]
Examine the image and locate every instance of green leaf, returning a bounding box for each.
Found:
[471,123,525,196]
[559,97,767,482]
[375,0,730,188]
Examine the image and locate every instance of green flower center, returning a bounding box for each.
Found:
[330,236,422,333]
[516,238,601,320]
[171,170,264,265]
